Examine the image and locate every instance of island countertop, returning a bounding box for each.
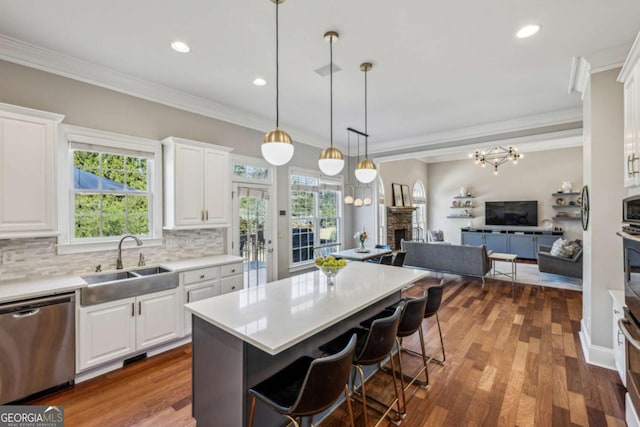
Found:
[185,262,429,355]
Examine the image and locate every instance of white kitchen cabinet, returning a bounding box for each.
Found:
[78,288,181,372]
[136,289,182,350]
[181,261,244,335]
[611,290,627,387]
[78,297,136,370]
[620,34,640,187]
[0,103,63,236]
[163,137,233,229]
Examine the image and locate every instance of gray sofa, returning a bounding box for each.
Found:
[401,240,491,284]
[537,244,583,280]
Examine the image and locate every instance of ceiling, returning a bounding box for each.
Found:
[0,0,639,157]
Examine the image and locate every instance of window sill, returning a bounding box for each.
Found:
[57,237,164,255]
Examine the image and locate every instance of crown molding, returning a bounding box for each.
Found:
[568,56,591,98]
[370,107,582,155]
[0,101,64,122]
[375,128,582,164]
[0,34,326,149]
[587,42,631,73]
[618,32,640,83]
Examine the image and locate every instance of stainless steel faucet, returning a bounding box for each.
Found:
[116,235,143,269]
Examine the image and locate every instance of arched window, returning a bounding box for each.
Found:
[377,176,386,244]
[412,180,426,242]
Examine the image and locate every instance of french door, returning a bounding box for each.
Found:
[233,183,274,287]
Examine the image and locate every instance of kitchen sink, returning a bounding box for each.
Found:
[80,266,178,306]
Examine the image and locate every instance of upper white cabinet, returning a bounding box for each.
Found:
[620,32,640,187]
[163,137,233,229]
[0,103,63,236]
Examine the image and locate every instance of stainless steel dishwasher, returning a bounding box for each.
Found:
[0,293,75,403]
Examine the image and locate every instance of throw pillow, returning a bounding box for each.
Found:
[429,230,444,242]
[550,238,574,258]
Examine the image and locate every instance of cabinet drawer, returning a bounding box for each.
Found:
[220,263,242,277]
[183,267,219,284]
[220,275,243,294]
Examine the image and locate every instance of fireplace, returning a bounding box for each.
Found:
[386,207,416,250]
[394,229,407,250]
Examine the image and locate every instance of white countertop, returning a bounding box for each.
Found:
[160,255,244,272]
[0,275,86,303]
[0,254,244,303]
[185,262,429,355]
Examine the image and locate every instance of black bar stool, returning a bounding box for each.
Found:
[361,292,429,415]
[379,254,393,265]
[319,304,404,426]
[403,281,446,365]
[248,334,357,427]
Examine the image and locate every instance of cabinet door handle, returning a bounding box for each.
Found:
[131,302,135,317]
[231,269,236,273]
[629,155,633,178]
[614,309,621,315]
[206,210,209,221]
[187,293,190,303]
[201,210,205,221]
[200,274,205,279]
[138,301,142,315]
[231,286,236,290]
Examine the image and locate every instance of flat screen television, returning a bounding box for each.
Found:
[485,201,538,226]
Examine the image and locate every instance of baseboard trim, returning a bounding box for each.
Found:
[75,336,191,383]
[579,319,616,370]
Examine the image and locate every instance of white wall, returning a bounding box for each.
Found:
[580,68,624,365]
[427,147,583,244]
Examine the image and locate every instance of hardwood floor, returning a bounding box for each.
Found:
[28,278,625,426]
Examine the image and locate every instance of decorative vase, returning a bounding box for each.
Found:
[359,239,366,251]
[561,181,572,193]
[459,186,466,197]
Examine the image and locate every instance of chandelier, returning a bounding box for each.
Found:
[472,146,523,175]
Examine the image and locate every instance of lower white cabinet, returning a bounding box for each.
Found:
[611,291,627,386]
[182,262,244,335]
[78,288,181,371]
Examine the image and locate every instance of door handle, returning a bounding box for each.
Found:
[268,248,274,253]
[618,318,640,350]
[206,210,209,221]
[201,210,205,221]
[187,293,190,303]
[629,155,633,178]
[230,268,236,273]
[131,302,135,317]
[138,301,142,316]
[11,308,40,318]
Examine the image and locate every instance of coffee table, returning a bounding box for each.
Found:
[488,252,518,284]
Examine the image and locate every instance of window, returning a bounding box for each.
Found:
[290,170,342,267]
[412,180,426,241]
[73,149,150,238]
[58,126,162,253]
[232,163,270,181]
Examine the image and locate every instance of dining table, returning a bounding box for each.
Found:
[332,247,393,261]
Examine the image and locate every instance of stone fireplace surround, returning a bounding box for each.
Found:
[387,206,416,249]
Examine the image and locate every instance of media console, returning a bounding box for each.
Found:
[460,227,564,260]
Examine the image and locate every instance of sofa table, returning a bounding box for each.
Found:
[185,262,429,427]
[488,252,518,284]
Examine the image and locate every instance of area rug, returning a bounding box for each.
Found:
[440,260,582,291]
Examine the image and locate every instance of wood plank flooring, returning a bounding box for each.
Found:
[28,278,626,426]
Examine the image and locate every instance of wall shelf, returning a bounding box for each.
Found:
[552,192,581,196]
[447,215,473,218]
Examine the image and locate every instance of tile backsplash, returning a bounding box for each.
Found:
[0,229,225,281]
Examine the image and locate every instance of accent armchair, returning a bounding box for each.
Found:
[537,244,583,281]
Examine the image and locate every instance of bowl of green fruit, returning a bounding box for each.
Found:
[314,255,347,285]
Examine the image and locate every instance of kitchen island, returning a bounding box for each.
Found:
[185,262,429,426]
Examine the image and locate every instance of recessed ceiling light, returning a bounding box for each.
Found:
[171,41,190,53]
[516,24,541,39]
[253,77,267,86]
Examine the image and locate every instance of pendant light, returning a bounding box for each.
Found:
[318,31,344,176]
[353,133,364,207]
[344,130,354,204]
[355,62,377,184]
[262,0,294,166]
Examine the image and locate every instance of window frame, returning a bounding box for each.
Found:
[412,179,427,239]
[288,167,343,270]
[57,125,163,254]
